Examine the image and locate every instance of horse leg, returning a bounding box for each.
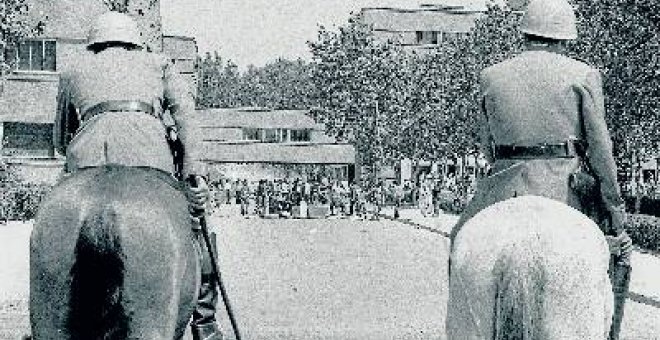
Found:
[119,210,199,340]
[30,212,81,340]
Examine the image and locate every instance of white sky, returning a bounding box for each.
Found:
[160,0,494,68]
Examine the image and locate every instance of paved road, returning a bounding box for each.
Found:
[2,212,660,339]
[210,215,448,340]
[0,216,448,340]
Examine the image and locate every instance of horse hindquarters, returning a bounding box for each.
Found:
[30,167,199,340]
[448,196,613,340]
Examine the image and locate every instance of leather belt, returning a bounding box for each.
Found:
[83,100,155,122]
[493,141,580,160]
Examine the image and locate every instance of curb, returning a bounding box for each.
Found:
[380,214,450,238]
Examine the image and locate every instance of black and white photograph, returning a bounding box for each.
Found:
[0,0,659,339]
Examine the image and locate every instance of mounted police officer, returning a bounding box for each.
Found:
[53,11,223,340]
[449,0,631,338]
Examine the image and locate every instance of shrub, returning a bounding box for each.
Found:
[437,191,468,215]
[0,163,52,222]
[623,195,659,216]
[625,213,660,253]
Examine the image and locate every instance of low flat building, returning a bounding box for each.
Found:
[196,108,356,181]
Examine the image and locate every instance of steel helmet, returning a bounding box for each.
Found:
[520,0,577,40]
[87,11,143,48]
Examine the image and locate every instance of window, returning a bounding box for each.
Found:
[15,40,57,72]
[2,122,54,158]
[242,128,259,141]
[416,31,439,45]
[290,129,311,142]
[243,128,306,142]
[262,129,280,143]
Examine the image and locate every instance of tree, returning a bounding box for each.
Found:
[568,0,660,173]
[196,55,316,110]
[196,52,244,109]
[308,1,659,188]
[309,15,419,184]
[308,14,490,183]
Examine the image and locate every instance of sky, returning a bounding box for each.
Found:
[160,0,492,68]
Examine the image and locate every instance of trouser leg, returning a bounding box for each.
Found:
[191,231,223,340]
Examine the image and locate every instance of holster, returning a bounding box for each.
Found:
[568,143,616,235]
[568,170,598,198]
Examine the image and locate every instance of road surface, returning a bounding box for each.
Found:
[1,212,659,339]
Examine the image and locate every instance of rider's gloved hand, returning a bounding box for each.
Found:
[186,175,210,214]
[605,230,633,258]
[605,205,632,258]
[609,205,627,234]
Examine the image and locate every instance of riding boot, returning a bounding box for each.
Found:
[191,232,223,340]
[608,256,631,340]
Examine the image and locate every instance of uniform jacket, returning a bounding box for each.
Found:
[54,47,204,177]
[451,49,623,241]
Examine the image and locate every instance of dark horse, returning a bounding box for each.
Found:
[30,165,200,339]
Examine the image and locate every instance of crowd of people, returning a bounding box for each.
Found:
[208,173,477,219]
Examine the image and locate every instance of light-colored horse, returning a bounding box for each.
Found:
[30,166,200,339]
[447,196,613,340]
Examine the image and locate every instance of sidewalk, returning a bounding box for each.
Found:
[380,207,660,310]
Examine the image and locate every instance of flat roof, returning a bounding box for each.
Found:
[202,142,355,165]
[195,108,324,130]
[361,7,482,33]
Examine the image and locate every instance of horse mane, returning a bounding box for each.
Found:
[492,230,547,340]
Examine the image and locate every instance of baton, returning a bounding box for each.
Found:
[188,176,243,340]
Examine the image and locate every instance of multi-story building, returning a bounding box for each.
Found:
[196,107,356,182]
[162,35,198,91]
[0,0,195,183]
[362,5,482,52]
[362,1,525,52]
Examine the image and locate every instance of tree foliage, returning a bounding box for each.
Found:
[196,54,317,110]
[308,1,659,183]
[309,15,415,181]
[0,0,38,76]
[568,0,660,165]
[307,14,489,182]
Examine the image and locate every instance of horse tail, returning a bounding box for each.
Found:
[67,204,129,340]
[492,241,547,340]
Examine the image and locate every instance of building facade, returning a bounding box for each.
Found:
[0,0,195,183]
[162,35,197,90]
[361,0,525,52]
[196,108,356,182]
[361,5,483,52]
